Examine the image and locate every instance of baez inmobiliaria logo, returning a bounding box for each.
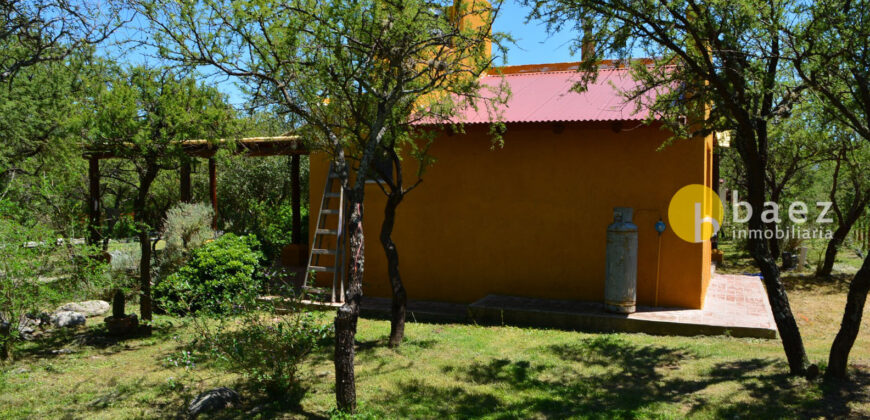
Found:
[667,184,834,244]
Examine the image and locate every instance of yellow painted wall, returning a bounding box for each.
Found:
[309,121,713,309]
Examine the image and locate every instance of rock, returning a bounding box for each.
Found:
[12,367,29,374]
[56,300,110,317]
[51,311,86,328]
[104,314,138,337]
[18,312,49,339]
[23,312,50,328]
[188,387,241,418]
[18,326,35,340]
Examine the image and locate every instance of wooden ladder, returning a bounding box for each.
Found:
[303,162,346,303]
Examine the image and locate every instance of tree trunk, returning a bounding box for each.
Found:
[381,193,406,347]
[335,199,364,413]
[818,195,869,278]
[133,160,159,324]
[769,231,781,261]
[737,129,811,376]
[138,228,153,322]
[0,317,10,361]
[818,229,847,278]
[332,117,387,413]
[827,255,870,379]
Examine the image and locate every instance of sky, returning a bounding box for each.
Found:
[493,1,579,66]
[105,1,579,106]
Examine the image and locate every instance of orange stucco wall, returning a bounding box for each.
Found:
[309,121,713,309]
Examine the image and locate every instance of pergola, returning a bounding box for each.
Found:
[83,136,309,246]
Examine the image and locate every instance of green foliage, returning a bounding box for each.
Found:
[1,1,122,84]
[157,202,215,276]
[0,52,98,235]
[135,0,508,197]
[154,234,263,316]
[199,307,331,404]
[526,0,798,143]
[84,65,240,236]
[216,155,309,261]
[0,203,109,360]
[793,0,870,143]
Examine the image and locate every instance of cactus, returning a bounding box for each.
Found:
[112,289,125,318]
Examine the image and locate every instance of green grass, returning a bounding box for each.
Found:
[2,280,869,420]
[2,240,869,419]
[716,238,865,276]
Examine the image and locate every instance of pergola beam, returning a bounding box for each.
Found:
[84,135,309,245]
[83,136,308,160]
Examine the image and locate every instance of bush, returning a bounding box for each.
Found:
[154,233,263,316]
[215,155,310,262]
[157,202,215,279]
[0,214,108,360]
[198,305,331,404]
[162,202,215,254]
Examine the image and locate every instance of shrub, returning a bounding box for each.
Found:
[154,233,263,315]
[157,202,215,278]
[198,305,331,404]
[0,214,108,360]
[162,203,215,253]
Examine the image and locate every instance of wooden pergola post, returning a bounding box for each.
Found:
[208,157,218,229]
[87,156,101,246]
[291,154,302,244]
[180,158,192,203]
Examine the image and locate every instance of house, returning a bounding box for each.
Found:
[307,60,716,310]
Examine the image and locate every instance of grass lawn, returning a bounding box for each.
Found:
[2,237,869,419]
[2,278,869,420]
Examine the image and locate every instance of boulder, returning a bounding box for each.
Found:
[104,314,139,337]
[51,311,86,328]
[188,387,240,418]
[56,300,110,317]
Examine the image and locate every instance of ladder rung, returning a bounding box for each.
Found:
[309,266,335,272]
[316,229,338,235]
[311,248,337,255]
[325,192,340,198]
[321,209,339,215]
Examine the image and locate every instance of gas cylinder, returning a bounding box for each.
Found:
[605,207,638,314]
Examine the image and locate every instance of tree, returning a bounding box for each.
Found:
[0,215,55,361]
[86,66,237,324]
[527,0,813,376]
[0,51,93,234]
[763,101,831,260]
[1,0,123,83]
[371,129,434,347]
[816,130,870,278]
[789,0,870,379]
[134,0,504,410]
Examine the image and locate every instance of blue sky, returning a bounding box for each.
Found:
[493,1,579,66]
[106,1,578,106]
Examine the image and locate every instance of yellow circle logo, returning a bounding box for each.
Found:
[668,184,724,243]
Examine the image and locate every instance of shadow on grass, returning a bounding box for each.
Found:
[781,273,854,294]
[15,319,180,362]
[373,335,869,419]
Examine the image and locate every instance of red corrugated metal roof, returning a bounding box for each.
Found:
[433,64,654,125]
